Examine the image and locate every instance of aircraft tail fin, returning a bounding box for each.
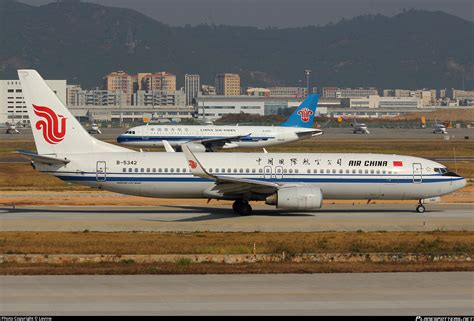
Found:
[280,94,319,128]
[18,70,129,155]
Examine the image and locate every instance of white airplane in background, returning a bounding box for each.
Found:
[117,94,323,152]
[433,123,448,134]
[351,120,370,134]
[18,70,466,215]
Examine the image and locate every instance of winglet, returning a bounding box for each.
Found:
[182,144,214,179]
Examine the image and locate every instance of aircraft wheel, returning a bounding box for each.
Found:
[416,204,425,213]
[233,200,253,216]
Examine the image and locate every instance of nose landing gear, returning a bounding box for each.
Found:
[416,199,426,213]
[232,199,253,216]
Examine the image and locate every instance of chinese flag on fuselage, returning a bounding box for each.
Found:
[393,161,403,167]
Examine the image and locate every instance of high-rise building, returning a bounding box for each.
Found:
[66,84,82,106]
[140,72,176,92]
[322,87,378,98]
[0,79,66,124]
[104,71,134,105]
[215,73,240,96]
[185,74,200,106]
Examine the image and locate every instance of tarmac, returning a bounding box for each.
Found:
[1,272,472,315]
[1,127,472,141]
[0,203,472,232]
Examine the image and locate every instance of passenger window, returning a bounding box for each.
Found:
[177,168,181,173]
[246,168,249,173]
[152,168,156,173]
[239,169,243,173]
[332,169,336,174]
[228,168,231,173]
[370,169,374,174]
[164,168,168,173]
[307,169,311,174]
[222,168,225,173]
[141,168,144,173]
[146,168,150,173]
[376,170,380,174]
[283,169,287,174]
[339,169,343,174]
[359,169,363,174]
[295,169,299,174]
[134,168,138,173]
[170,168,174,173]
[320,169,324,174]
[326,169,330,174]
[122,168,126,173]
[252,169,256,173]
[209,168,213,173]
[158,168,162,173]
[352,169,356,174]
[128,168,133,173]
[382,170,386,174]
[365,169,368,174]
[259,169,263,173]
[182,168,186,173]
[346,169,349,174]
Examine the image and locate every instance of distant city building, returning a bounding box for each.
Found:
[66,84,82,106]
[384,89,436,106]
[268,87,307,97]
[342,95,422,109]
[104,71,135,105]
[215,73,240,96]
[322,87,378,99]
[75,89,128,106]
[246,87,270,97]
[133,90,185,108]
[448,89,474,101]
[0,79,66,124]
[195,95,314,120]
[201,84,216,96]
[139,72,176,92]
[185,74,200,106]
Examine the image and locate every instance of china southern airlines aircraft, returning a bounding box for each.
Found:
[18,70,466,215]
[117,94,322,152]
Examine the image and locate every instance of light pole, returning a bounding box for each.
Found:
[304,69,311,97]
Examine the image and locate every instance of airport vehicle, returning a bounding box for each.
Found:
[88,123,102,134]
[116,94,323,151]
[18,70,466,215]
[350,120,370,134]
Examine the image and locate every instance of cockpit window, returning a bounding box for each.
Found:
[434,168,448,174]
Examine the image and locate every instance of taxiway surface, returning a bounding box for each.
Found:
[0,203,472,232]
[1,272,472,315]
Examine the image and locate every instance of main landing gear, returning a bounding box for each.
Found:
[232,199,253,216]
[416,199,426,213]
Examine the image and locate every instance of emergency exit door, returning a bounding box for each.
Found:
[96,161,107,182]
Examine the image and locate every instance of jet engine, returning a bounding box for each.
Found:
[181,143,206,153]
[265,186,323,210]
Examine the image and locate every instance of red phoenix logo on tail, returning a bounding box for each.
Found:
[297,107,313,122]
[32,104,67,144]
[188,160,197,169]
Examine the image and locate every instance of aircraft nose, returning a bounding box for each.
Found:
[117,135,128,144]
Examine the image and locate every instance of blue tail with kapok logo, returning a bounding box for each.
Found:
[280,94,319,128]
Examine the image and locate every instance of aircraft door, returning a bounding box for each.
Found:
[413,163,422,184]
[96,161,107,182]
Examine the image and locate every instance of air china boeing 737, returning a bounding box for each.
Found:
[116,94,322,151]
[18,70,466,215]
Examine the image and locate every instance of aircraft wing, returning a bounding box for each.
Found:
[192,134,251,152]
[182,144,279,196]
[17,150,70,165]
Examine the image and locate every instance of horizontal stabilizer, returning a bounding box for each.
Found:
[17,150,70,165]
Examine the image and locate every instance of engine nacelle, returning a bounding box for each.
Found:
[183,143,206,153]
[265,186,323,210]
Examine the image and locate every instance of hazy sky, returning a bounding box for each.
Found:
[19,0,474,27]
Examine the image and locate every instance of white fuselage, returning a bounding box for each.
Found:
[117,125,320,148]
[37,152,466,201]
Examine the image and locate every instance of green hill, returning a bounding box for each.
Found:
[0,0,473,89]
